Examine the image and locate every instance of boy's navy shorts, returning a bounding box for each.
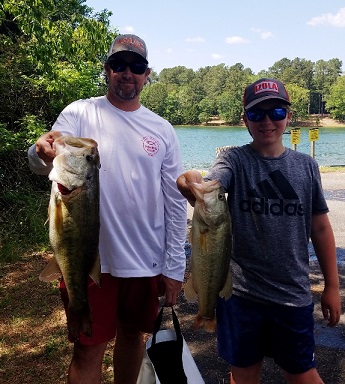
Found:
[217,294,316,374]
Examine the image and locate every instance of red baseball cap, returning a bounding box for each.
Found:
[243,78,291,110]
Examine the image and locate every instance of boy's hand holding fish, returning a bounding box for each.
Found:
[176,170,204,207]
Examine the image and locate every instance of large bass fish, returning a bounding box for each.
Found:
[40,135,101,340]
[184,179,232,332]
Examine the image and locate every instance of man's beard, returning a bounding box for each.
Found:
[114,84,139,100]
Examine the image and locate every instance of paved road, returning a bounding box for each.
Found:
[320,172,345,260]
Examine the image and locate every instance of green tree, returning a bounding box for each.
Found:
[266,58,313,90]
[140,82,168,117]
[0,0,117,259]
[217,91,242,125]
[200,64,229,99]
[165,90,182,125]
[313,59,342,115]
[285,83,309,124]
[325,76,345,121]
[214,63,252,125]
[198,97,216,124]
[266,58,292,80]
[177,86,200,125]
[159,66,195,86]
[0,0,116,131]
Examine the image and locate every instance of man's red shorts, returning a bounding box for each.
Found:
[60,273,161,345]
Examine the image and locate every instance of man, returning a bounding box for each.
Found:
[177,78,341,384]
[28,34,187,384]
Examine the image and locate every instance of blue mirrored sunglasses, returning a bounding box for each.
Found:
[108,59,148,75]
[246,107,288,122]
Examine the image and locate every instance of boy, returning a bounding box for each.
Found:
[177,78,341,384]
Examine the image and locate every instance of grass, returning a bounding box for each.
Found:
[320,166,345,173]
[0,252,116,383]
[0,253,69,382]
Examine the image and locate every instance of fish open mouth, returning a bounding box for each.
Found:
[57,183,75,195]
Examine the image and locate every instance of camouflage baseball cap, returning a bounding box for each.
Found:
[107,34,148,63]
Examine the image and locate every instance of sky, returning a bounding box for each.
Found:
[85,0,345,75]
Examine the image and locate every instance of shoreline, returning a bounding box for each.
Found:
[201,115,345,128]
[200,124,345,128]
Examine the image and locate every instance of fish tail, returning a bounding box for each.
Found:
[193,314,216,333]
[67,304,93,340]
[219,270,233,300]
[204,317,217,333]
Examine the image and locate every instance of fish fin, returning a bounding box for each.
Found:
[184,274,198,302]
[89,253,101,286]
[67,304,93,340]
[39,256,62,282]
[193,315,216,333]
[219,270,233,300]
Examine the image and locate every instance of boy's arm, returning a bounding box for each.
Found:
[311,213,341,326]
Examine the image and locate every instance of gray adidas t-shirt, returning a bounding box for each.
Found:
[206,144,328,306]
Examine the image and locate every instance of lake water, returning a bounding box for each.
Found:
[175,126,345,171]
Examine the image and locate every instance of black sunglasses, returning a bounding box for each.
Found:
[246,107,288,122]
[108,59,148,75]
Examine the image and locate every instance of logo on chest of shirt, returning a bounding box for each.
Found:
[239,170,304,216]
[142,136,160,156]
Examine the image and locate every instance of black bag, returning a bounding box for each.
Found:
[147,307,187,383]
[137,307,204,384]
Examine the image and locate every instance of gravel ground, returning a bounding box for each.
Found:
[173,171,345,384]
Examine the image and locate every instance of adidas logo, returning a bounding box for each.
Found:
[239,170,304,216]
